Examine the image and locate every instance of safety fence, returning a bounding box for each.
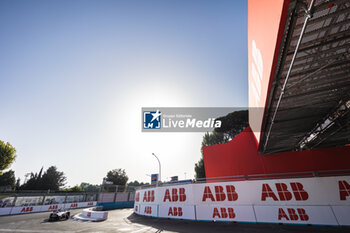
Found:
[98,192,135,203]
[0,201,97,216]
[97,191,135,210]
[0,192,98,216]
[0,190,136,216]
[0,192,97,206]
[136,169,350,190]
[134,175,350,226]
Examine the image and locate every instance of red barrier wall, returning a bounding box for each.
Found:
[203,127,350,178]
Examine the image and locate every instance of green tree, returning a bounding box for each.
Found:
[64,185,82,192]
[0,141,17,174]
[0,170,16,188]
[80,182,100,192]
[194,110,249,179]
[214,110,248,139]
[21,167,44,190]
[194,158,206,179]
[40,166,66,190]
[128,180,149,187]
[21,166,66,191]
[105,169,128,186]
[15,178,21,190]
[200,131,229,155]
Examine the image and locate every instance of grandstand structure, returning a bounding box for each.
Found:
[204,0,350,177]
[260,0,350,154]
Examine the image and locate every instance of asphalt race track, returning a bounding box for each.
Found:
[0,208,349,233]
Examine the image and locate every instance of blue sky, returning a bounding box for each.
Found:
[0,0,247,186]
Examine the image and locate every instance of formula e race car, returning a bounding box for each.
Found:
[48,208,70,221]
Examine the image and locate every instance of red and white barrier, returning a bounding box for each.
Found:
[40,204,65,212]
[159,205,195,220]
[64,201,96,209]
[73,207,108,222]
[10,206,42,215]
[196,205,256,222]
[158,185,194,205]
[0,201,97,216]
[134,176,350,226]
[134,204,141,214]
[139,204,158,217]
[254,205,338,225]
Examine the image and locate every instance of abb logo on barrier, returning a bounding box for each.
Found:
[48,205,59,210]
[87,202,94,206]
[339,180,350,200]
[163,188,186,202]
[21,207,33,213]
[213,207,236,219]
[70,203,78,208]
[135,192,140,202]
[135,205,138,212]
[168,207,182,216]
[278,208,309,221]
[144,206,152,214]
[261,182,308,201]
[202,185,238,202]
[143,190,155,202]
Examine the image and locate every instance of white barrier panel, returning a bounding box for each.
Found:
[134,176,350,226]
[64,201,96,209]
[40,204,64,212]
[331,206,350,226]
[196,205,256,222]
[73,207,108,222]
[0,208,12,216]
[10,206,42,215]
[82,208,108,220]
[192,176,350,206]
[194,182,241,206]
[0,201,97,216]
[137,188,159,205]
[65,203,79,209]
[254,205,338,225]
[255,176,350,206]
[134,204,141,214]
[83,201,97,208]
[158,185,194,205]
[158,205,195,220]
[140,204,158,217]
[135,191,140,203]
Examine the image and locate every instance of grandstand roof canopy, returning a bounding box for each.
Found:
[260,0,350,154]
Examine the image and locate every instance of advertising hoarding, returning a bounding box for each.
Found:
[134,176,350,225]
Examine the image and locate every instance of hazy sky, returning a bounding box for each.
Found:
[0,0,248,187]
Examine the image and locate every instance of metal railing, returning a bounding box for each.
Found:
[0,192,99,208]
[135,169,350,190]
